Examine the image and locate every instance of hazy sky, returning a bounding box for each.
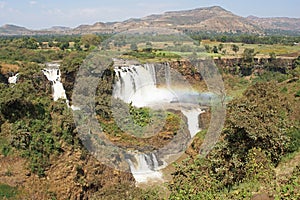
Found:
[0,0,299,29]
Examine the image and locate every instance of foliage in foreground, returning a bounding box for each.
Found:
[169,81,299,199]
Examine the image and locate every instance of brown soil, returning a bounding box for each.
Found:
[0,63,20,73]
[0,147,134,199]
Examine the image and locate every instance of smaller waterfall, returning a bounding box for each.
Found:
[127,153,163,184]
[42,68,68,102]
[181,108,205,138]
[42,63,68,103]
[8,73,19,84]
[43,63,80,110]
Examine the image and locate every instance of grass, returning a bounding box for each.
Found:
[0,137,12,157]
[0,184,18,199]
[101,40,299,63]
[201,40,300,57]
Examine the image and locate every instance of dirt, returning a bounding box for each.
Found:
[275,152,300,182]
[0,63,20,74]
[0,147,134,199]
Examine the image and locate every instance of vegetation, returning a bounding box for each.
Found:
[187,31,300,45]
[0,33,299,199]
[0,184,18,199]
[169,79,299,199]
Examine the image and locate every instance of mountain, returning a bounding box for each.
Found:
[247,15,300,32]
[0,6,299,35]
[137,6,261,33]
[0,24,32,35]
[71,6,263,34]
[42,26,72,32]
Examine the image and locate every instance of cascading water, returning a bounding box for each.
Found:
[181,108,205,138]
[127,153,163,183]
[43,63,80,110]
[165,62,171,88]
[42,63,68,102]
[8,73,19,84]
[113,64,175,107]
[113,61,204,184]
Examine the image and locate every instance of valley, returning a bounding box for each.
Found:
[0,5,299,200]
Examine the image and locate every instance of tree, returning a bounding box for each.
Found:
[74,42,82,51]
[218,43,224,51]
[48,41,54,48]
[243,48,256,62]
[204,45,211,53]
[81,34,101,47]
[269,52,276,61]
[232,44,239,54]
[130,43,138,51]
[212,46,218,53]
[59,42,69,50]
[145,41,152,47]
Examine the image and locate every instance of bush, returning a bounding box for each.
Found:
[295,90,300,97]
[0,184,18,199]
[169,82,290,199]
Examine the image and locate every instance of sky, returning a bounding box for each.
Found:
[0,0,299,29]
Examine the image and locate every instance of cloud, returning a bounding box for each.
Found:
[29,1,37,5]
[45,8,63,15]
[76,8,97,17]
[0,1,6,9]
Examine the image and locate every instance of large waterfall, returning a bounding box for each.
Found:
[113,61,203,184]
[113,64,174,107]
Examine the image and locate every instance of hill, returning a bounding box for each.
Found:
[0,6,300,35]
[247,15,300,33]
[0,24,32,35]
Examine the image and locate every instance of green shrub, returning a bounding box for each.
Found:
[1,145,11,156]
[0,184,18,199]
[295,90,300,97]
[287,127,300,153]
[254,71,290,83]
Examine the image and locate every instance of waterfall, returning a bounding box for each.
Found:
[113,64,174,107]
[165,63,171,88]
[42,63,75,107]
[181,108,205,138]
[42,67,68,102]
[127,153,163,184]
[113,61,204,184]
[8,73,19,84]
[144,63,157,85]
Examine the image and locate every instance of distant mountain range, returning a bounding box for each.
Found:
[1,6,300,35]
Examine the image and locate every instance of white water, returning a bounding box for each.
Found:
[113,62,203,184]
[127,153,163,184]
[8,73,19,84]
[114,64,175,107]
[43,63,80,111]
[42,66,68,102]
[181,108,205,138]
